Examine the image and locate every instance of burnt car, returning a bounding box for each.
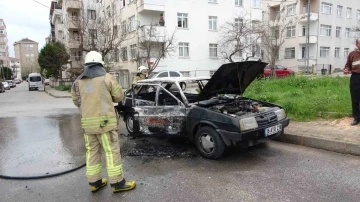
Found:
[116,61,290,159]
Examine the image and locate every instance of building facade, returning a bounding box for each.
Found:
[14,38,40,75]
[263,0,360,73]
[0,19,10,68]
[8,57,21,80]
[107,0,263,81]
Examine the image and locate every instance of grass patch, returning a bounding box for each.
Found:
[243,76,351,121]
[55,85,71,92]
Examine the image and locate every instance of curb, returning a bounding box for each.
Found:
[274,133,360,156]
[44,90,71,98]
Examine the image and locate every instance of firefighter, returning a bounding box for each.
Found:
[132,66,148,84]
[71,51,136,193]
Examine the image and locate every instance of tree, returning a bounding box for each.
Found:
[260,0,302,77]
[219,13,262,62]
[0,67,13,80]
[38,41,70,79]
[66,0,127,68]
[134,24,177,74]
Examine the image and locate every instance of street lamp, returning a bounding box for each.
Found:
[0,59,4,80]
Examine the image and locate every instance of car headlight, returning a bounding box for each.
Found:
[274,109,286,121]
[239,117,258,131]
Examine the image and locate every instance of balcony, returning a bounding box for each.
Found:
[299,13,319,23]
[138,25,166,42]
[67,16,80,29]
[137,0,165,13]
[298,35,317,44]
[51,8,62,25]
[66,0,81,11]
[68,36,81,49]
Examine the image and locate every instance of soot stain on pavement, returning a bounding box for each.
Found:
[120,136,198,158]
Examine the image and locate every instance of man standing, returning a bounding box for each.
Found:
[132,66,148,84]
[344,38,360,126]
[71,51,136,193]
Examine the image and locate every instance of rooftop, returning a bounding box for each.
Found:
[14,38,39,45]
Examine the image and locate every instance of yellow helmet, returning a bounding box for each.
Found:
[84,51,104,65]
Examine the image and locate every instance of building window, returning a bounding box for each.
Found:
[345,28,350,38]
[88,10,96,20]
[0,30,4,34]
[209,16,217,31]
[121,21,127,33]
[234,18,243,31]
[121,47,128,61]
[302,25,308,36]
[285,47,295,59]
[209,43,218,58]
[128,15,136,32]
[357,10,360,20]
[114,49,119,62]
[321,3,332,14]
[335,47,340,58]
[337,6,343,17]
[235,0,243,6]
[347,8,352,18]
[252,0,261,9]
[320,25,331,36]
[320,47,330,58]
[89,29,97,39]
[177,13,188,29]
[287,3,296,16]
[344,48,349,57]
[336,27,341,38]
[208,0,217,3]
[179,42,189,57]
[113,26,118,36]
[130,44,137,59]
[107,6,111,17]
[286,26,296,37]
[180,71,190,77]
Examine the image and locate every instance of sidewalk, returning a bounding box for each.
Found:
[277,117,360,156]
[44,86,71,98]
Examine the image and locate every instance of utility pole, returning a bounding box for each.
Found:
[305,0,311,73]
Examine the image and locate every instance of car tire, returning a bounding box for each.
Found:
[180,82,187,90]
[29,87,31,91]
[125,114,134,135]
[195,126,225,159]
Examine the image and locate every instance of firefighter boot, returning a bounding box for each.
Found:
[89,178,108,192]
[111,179,136,193]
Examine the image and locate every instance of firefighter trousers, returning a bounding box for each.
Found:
[84,130,124,184]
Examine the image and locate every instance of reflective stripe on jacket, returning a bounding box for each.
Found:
[71,73,124,134]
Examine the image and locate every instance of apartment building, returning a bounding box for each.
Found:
[14,38,39,75]
[8,57,21,80]
[105,0,263,83]
[264,0,360,73]
[0,19,10,68]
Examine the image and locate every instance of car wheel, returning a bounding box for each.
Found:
[180,82,187,90]
[195,126,225,159]
[29,87,31,91]
[125,115,134,135]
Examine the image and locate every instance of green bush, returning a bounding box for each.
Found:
[55,85,71,92]
[243,76,351,121]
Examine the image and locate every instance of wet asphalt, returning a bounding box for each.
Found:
[1,83,360,202]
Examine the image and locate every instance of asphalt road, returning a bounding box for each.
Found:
[1,83,360,202]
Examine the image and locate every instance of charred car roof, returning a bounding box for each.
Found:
[198,61,268,101]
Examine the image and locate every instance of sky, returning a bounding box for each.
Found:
[0,0,50,57]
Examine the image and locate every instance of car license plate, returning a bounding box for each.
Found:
[264,124,282,137]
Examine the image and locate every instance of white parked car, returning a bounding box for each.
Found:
[2,82,10,90]
[147,70,187,90]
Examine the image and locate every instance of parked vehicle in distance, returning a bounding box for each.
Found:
[28,73,43,91]
[2,82,10,90]
[6,80,15,88]
[14,79,21,84]
[147,70,187,90]
[0,82,5,93]
[44,79,50,85]
[116,61,290,159]
[263,64,295,78]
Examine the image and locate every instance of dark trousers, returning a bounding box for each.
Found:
[350,73,360,120]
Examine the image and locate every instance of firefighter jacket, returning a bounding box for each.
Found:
[71,73,124,134]
[132,73,146,84]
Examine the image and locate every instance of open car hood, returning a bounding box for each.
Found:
[198,61,268,101]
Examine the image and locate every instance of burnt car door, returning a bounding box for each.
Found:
[132,84,186,136]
